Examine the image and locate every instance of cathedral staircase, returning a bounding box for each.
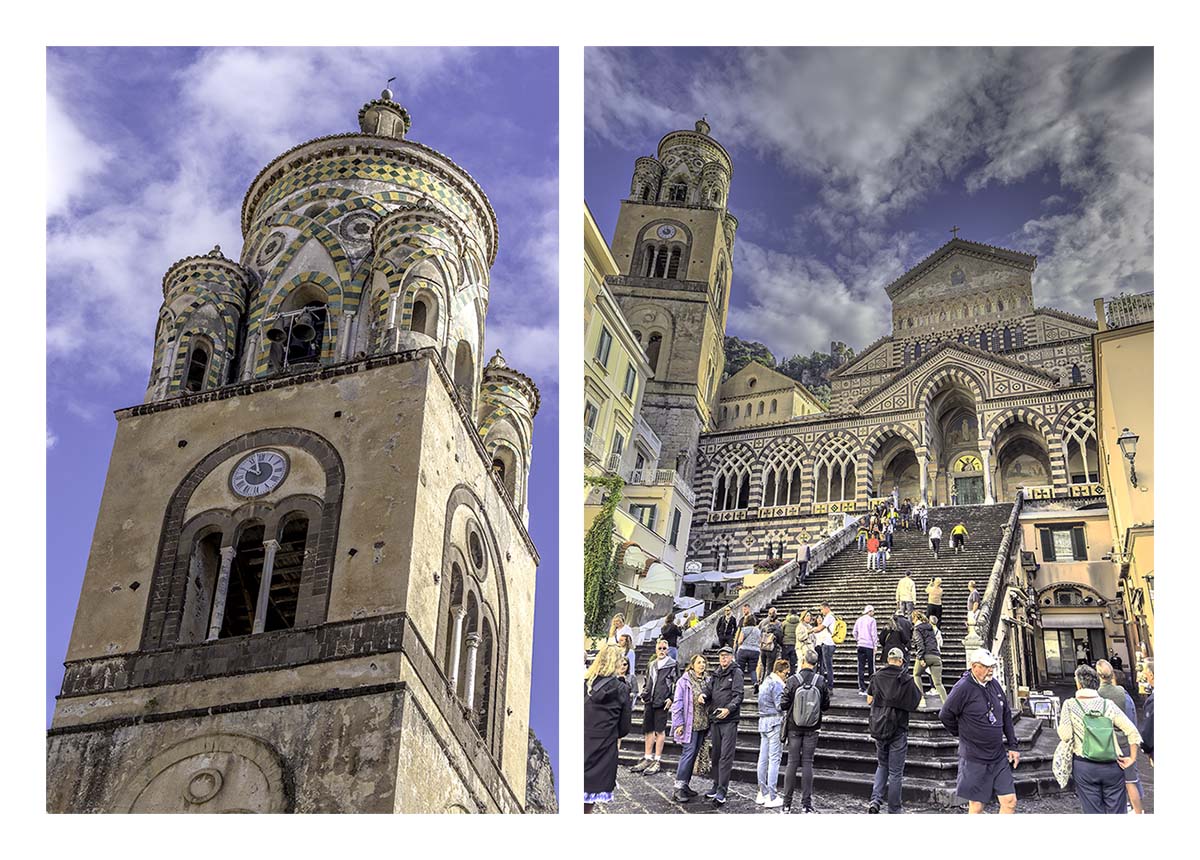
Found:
[618,503,1063,804]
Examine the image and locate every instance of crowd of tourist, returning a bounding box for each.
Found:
[584,492,1156,814]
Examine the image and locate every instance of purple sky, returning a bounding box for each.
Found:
[46,47,558,779]
[586,47,1152,362]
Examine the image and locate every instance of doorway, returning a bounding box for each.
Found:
[954,476,984,505]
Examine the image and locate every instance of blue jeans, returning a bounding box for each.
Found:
[858,534,867,551]
[819,645,835,687]
[857,646,875,692]
[872,730,909,813]
[758,719,784,798]
[737,649,759,686]
[667,646,678,661]
[674,727,706,789]
[1073,756,1126,813]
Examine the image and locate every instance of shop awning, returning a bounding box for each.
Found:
[641,562,679,596]
[681,567,755,583]
[1040,612,1105,630]
[616,583,655,609]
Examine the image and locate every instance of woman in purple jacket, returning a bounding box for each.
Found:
[670,654,709,803]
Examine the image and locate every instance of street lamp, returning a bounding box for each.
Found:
[1116,427,1140,487]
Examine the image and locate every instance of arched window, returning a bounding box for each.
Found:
[761,442,803,508]
[1070,364,1083,384]
[1063,408,1099,484]
[721,406,728,422]
[474,619,495,737]
[979,331,990,351]
[454,340,475,409]
[711,446,753,511]
[666,246,682,279]
[757,401,764,416]
[1003,327,1013,350]
[1014,326,1025,348]
[179,531,224,645]
[443,564,465,678]
[815,435,857,503]
[668,183,688,203]
[184,338,211,393]
[492,445,519,501]
[410,294,439,338]
[216,523,267,639]
[652,245,669,278]
[646,333,662,374]
[733,404,740,419]
[914,342,923,360]
[770,399,777,414]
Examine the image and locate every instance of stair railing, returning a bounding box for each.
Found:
[966,492,1025,659]
[677,519,859,662]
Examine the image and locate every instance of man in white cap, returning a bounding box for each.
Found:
[939,648,1020,813]
[853,605,878,695]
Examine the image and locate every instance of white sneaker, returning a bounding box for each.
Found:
[755,791,766,805]
[764,796,784,809]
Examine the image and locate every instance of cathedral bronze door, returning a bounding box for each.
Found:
[954,476,984,505]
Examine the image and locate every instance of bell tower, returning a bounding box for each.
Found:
[48,89,540,813]
[606,119,737,483]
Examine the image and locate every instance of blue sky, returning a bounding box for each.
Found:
[46,47,558,779]
[585,47,1153,363]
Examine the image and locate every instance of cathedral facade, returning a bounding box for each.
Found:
[47,90,540,813]
[601,122,1104,574]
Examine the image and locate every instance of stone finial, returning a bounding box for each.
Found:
[207,244,224,258]
[695,117,711,136]
[486,348,507,369]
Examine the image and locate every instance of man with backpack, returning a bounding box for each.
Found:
[866,646,924,813]
[1096,659,1144,813]
[880,609,913,670]
[759,607,784,690]
[779,648,831,813]
[782,609,803,677]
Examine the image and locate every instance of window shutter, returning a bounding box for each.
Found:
[1040,528,1056,561]
[1071,527,1087,560]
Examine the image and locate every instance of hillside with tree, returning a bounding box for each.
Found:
[723,336,856,409]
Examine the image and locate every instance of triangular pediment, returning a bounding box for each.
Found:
[720,360,801,396]
[885,239,1037,302]
[855,341,1059,413]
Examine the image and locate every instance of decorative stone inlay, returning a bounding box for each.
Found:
[184,768,224,805]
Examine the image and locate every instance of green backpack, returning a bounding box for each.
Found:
[1072,700,1118,762]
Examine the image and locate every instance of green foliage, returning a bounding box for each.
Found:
[583,473,625,636]
[722,336,775,379]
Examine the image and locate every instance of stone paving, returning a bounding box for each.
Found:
[595,757,1155,814]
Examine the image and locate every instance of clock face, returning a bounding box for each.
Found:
[656,224,676,240]
[230,450,289,498]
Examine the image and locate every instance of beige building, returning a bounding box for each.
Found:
[1093,292,1154,659]
[585,205,695,627]
[47,90,541,813]
[716,360,825,431]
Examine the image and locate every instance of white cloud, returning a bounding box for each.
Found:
[46,48,476,390]
[47,429,58,450]
[588,47,1152,329]
[46,94,114,218]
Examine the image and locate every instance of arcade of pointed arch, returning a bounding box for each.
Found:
[760,437,806,509]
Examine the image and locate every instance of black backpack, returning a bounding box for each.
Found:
[790,671,823,728]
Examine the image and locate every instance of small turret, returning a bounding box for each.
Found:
[358,85,412,140]
[477,350,540,524]
[148,245,252,402]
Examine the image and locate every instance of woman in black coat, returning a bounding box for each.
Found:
[585,644,633,812]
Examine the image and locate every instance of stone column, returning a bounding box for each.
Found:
[916,447,930,503]
[339,311,356,361]
[241,333,258,381]
[251,540,280,635]
[463,632,483,709]
[206,546,238,642]
[979,443,995,504]
[448,606,467,694]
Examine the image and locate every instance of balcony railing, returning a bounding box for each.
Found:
[605,453,623,473]
[623,467,695,506]
[1097,292,1153,330]
[584,427,605,460]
